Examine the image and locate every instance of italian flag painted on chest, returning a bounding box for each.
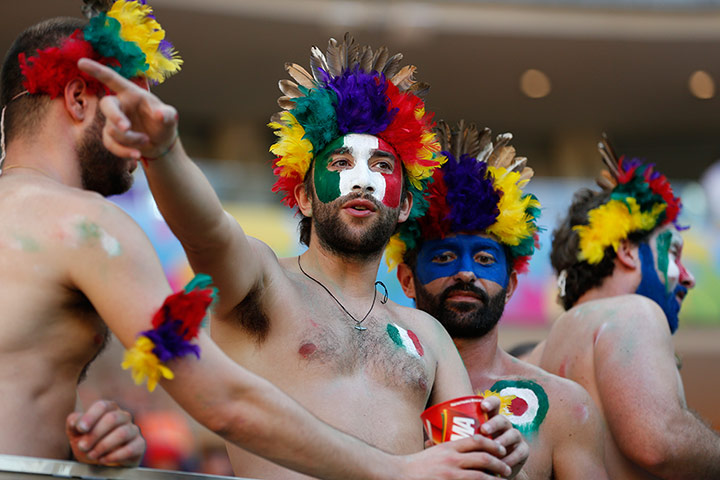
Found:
[386,323,424,358]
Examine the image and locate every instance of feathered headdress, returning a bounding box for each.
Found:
[18,0,181,98]
[385,120,541,273]
[269,33,445,221]
[573,134,683,264]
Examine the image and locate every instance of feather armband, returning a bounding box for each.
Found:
[122,274,216,392]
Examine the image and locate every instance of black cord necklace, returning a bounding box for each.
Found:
[297,256,388,331]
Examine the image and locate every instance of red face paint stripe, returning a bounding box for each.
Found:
[378,138,402,209]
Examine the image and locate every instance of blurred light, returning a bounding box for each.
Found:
[688,70,715,99]
[520,69,552,99]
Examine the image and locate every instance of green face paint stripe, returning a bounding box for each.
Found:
[489,379,549,437]
[656,230,672,290]
[313,137,344,203]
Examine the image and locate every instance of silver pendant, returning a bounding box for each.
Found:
[354,325,367,331]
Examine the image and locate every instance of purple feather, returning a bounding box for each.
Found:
[443,153,500,232]
[143,321,200,362]
[327,69,394,135]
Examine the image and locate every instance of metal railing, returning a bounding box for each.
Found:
[0,454,255,480]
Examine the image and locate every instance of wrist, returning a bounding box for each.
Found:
[141,132,179,164]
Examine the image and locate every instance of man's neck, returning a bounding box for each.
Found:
[2,110,80,187]
[301,238,384,299]
[453,327,505,383]
[574,271,639,306]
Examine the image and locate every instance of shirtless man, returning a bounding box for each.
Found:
[530,139,720,479]
[79,35,528,479]
[393,121,608,479]
[1,9,517,480]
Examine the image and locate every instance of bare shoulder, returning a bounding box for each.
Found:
[493,357,601,438]
[0,179,145,252]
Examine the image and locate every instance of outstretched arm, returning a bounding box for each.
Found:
[78,58,261,316]
[594,296,720,479]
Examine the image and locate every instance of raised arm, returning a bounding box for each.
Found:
[594,296,720,479]
[78,58,262,314]
[62,198,519,480]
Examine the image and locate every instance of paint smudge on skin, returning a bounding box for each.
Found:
[386,323,424,358]
[299,343,317,359]
[75,219,122,257]
[558,357,568,378]
[486,379,549,437]
[12,235,40,252]
[573,403,589,424]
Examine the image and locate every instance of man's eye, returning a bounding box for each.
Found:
[373,160,393,172]
[432,253,455,264]
[331,158,351,169]
[475,254,495,265]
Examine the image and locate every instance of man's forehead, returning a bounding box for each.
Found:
[426,232,504,250]
[652,225,684,248]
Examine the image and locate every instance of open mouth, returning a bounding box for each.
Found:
[342,198,377,215]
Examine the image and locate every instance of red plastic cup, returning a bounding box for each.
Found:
[420,395,488,445]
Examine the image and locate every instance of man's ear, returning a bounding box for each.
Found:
[397,263,417,299]
[397,191,413,223]
[295,182,312,217]
[616,239,639,271]
[63,78,92,123]
[505,270,518,304]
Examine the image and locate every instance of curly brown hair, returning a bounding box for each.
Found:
[551,188,653,310]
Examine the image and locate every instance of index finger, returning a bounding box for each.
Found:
[77,58,138,94]
[75,400,117,433]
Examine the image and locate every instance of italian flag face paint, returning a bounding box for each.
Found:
[313,133,402,208]
[387,323,424,358]
[486,379,548,437]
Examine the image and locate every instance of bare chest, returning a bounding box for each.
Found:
[227,290,434,401]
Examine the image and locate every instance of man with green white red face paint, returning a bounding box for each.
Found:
[529,136,720,479]
[393,121,609,479]
[79,33,529,480]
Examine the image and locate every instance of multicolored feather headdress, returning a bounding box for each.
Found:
[18,0,181,98]
[573,134,683,264]
[269,33,445,220]
[386,120,541,273]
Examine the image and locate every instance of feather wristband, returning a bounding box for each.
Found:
[122,274,217,392]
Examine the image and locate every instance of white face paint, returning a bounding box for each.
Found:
[650,225,682,292]
[665,229,683,291]
[337,134,386,201]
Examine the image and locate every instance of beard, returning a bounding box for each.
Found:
[414,279,507,339]
[77,111,133,197]
[311,192,400,261]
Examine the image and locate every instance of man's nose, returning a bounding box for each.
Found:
[352,166,375,194]
[453,270,477,283]
[679,262,696,290]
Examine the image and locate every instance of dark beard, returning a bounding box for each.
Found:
[312,192,400,261]
[77,111,133,197]
[414,279,507,339]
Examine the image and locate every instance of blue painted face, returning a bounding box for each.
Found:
[636,242,683,333]
[415,235,509,287]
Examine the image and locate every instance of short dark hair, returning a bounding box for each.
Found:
[1,17,86,143]
[297,159,410,247]
[550,188,653,310]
